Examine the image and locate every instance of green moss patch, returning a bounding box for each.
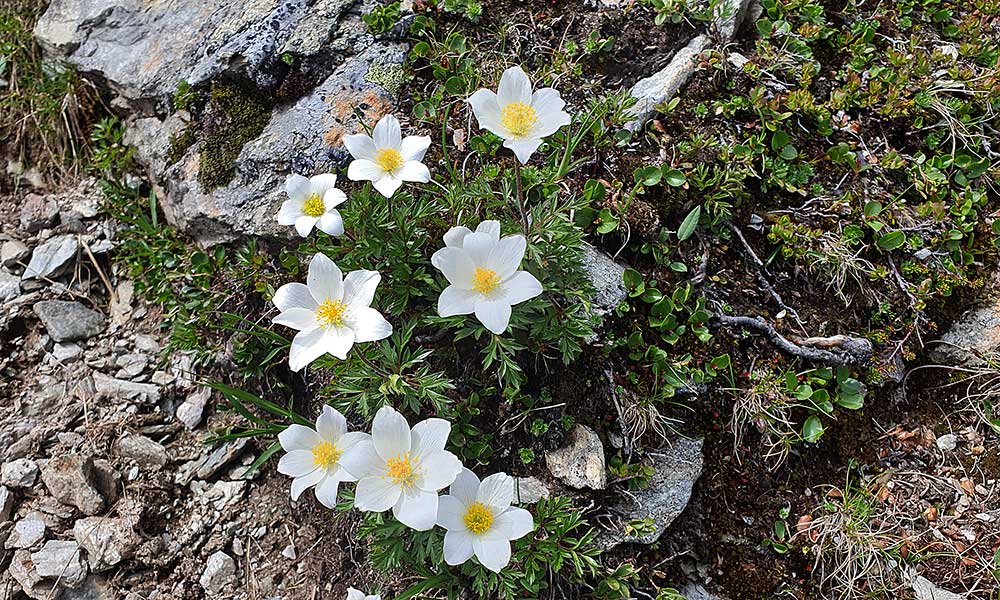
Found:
[197,81,272,190]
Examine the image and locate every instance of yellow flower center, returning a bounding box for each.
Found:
[312,441,341,469]
[302,192,325,217]
[316,299,348,328]
[385,453,418,487]
[472,267,501,294]
[501,102,537,138]
[463,502,494,535]
[375,148,404,172]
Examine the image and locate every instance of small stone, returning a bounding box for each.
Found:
[1,239,30,268]
[545,425,607,490]
[176,386,211,430]
[73,516,142,572]
[0,270,20,302]
[52,342,84,362]
[40,454,106,515]
[2,458,39,488]
[19,194,60,233]
[133,333,159,353]
[92,371,160,403]
[32,540,89,586]
[911,575,963,600]
[7,518,46,549]
[200,551,236,595]
[33,300,106,342]
[9,549,56,599]
[114,353,148,378]
[22,234,78,280]
[150,370,174,386]
[581,243,627,316]
[0,484,13,521]
[513,477,550,504]
[281,543,296,559]
[114,435,169,470]
[936,434,958,451]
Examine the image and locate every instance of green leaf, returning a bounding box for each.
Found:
[677,205,701,241]
[634,166,661,186]
[662,168,686,187]
[622,268,643,291]
[802,416,825,443]
[877,230,906,250]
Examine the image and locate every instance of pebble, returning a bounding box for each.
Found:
[0,484,13,521]
[0,271,20,302]
[32,539,89,586]
[200,551,236,595]
[544,424,607,490]
[21,234,78,280]
[40,454,107,516]
[19,194,60,233]
[73,516,142,572]
[936,434,958,451]
[114,434,170,470]
[2,458,40,488]
[7,518,46,549]
[52,342,84,362]
[176,386,211,430]
[33,300,106,342]
[1,239,30,268]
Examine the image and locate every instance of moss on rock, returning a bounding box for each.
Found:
[364,62,405,97]
[197,81,272,190]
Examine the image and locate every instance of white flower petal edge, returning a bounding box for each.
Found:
[277,173,347,238]
[277,406,369,508]
[466,66,571,164]
[341,406,462,531]
[437,468,534,573]
[345,114,432,198]
[431,222,543,334]
[345,588,380,600]
[271,253,392,371]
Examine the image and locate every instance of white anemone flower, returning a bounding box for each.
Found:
[344,114,431,198]
[430,221,542,334]
[277,173,347,237]
[271,253,392,371]
[339,406,462,531]
[437,469,534,573]
[277,406,368,508]
[346,588,380,600]
[467,65,571,164]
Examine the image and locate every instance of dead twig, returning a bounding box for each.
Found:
[712,314,873,366]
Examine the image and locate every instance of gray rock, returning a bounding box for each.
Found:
[114,353,148,378]
[114,435,169,470]
[92,371,160,403]
[40,454,106,515]
[0,484,13,521]
[627,35,709,131]
[22,234,78,280]
[936,433,958,451]
[73,517,142,572]
[60,575,114,599]
[195,439,248,481]
[53,342,84,362]
[581,243,627,316]
[176,386,211,430]
[7,518,46,549]
[0,270,20,302]
[19,193,60,233]
[599,437,704,549]
[1,239,30,268]
[680,583,730,600]
[545,425,607,490]
[910,575,964,600]
[33,300,106,342]
[513,477,550,504]
[2,458,40,488]
[133,333,159,353]
[931,302,1000,367]
[32,539,89,586]
[9,549,59,599]
[200,550,236,595]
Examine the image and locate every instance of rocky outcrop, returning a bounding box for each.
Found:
[35,0,407,245]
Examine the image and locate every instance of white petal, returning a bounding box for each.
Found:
[473,537,512,573]
[504,137,543,164]
[346,588,367,600]
[354,475,401,512]
[477,472,514,512]
[316,406,346,442]
[307,253,344,303]
[294,215,318,237]
[372,406,411,460]
[278,449,318,477]
[394,161,430,183]
[500,271,543,305]
[400,135,431,162]
[348,158,385,182]
[437,494,467,530]
[475,220,501,241]
[277,200,302,225]
[460,232,496,267]
[466,89,506,138]
[349,306,392,343]
[343,133,376,161]
[410,418,451,459]
[486,234,526,278]
[323,187,347,209]
[475,301,512,335]
[342,270,381,307]
[437,285,477,317]
[285,174,311,200]
[442,226,473,248]
[309,173,339,196]
[288,328,329,372]
[497,66,532,107]
[314,476,342,508]
[432,248,477,289]
[278,424,321,452]
[393,488,439,531]
[417,450,462,492]
[443,529,475,566]
[372,174,403,198]
[273,307,319,331]
[493,507,534,540]
[373,114,402,149]
[531,105,571,138]
[449,468,481,506]
[338,438,382,480]
[290,469,325,501]
[322,327,355,360]
[273,282,316,312]
[531,88,566,121]
[317,211,345,237]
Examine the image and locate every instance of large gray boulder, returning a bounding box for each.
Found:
[35,0,406,245]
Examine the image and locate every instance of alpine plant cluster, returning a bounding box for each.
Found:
[271,66,570,580]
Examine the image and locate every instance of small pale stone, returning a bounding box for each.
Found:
[32,540,89,586]
[281,543,296,559]
[936,434,958,451]
[7,518,46,549]
[176,386,211,430]
[73,516,142,572]
[1,239,30,268]
[0,484,13,521]
[22,234,78,280]
[114,435,169,470]
[33,300,106,342]
[0,271,20,302]
[545,425,607,490]
[52,342,83,362]
[2,458,40,488]
[513,477,550,504]
[200,551,236,595]
[19,193,60,233]
[40,454,106,515]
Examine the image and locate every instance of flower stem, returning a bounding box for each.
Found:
[354,347,390,377]
[514,158,528,236]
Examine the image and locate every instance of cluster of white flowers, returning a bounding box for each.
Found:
[271,66,566,588]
